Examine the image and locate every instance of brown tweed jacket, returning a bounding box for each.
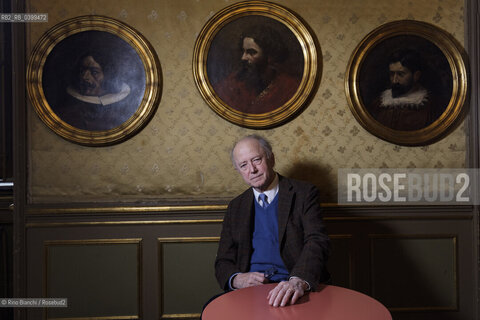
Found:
[215,175,330,291]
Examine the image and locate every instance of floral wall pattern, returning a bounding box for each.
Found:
[26,0,466,203]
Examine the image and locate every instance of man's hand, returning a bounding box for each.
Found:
[232,272,266,289]
[267,278,308,307]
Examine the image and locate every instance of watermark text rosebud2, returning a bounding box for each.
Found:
[338,169,478,205]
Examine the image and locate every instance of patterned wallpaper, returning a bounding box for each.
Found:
[26,0,466,203]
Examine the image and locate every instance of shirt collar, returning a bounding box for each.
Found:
[252,173,279,205]
[66,83,131,106]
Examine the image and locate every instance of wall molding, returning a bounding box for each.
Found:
[23,205,474,228]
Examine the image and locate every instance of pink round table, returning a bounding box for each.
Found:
[203,283,392,320]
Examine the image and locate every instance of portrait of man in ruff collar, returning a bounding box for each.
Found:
[42,31,146,132]
[360,37,453,132]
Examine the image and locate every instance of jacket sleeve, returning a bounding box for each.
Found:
[284,183,330,290]
[214,201,241,291]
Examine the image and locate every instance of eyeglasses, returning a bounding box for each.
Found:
[264,266,278,280]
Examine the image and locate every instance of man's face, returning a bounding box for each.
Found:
[237,37,269,92]
[241,37,266,67]
[232,138,275,192]
[78,55,105,96]
[389,61,416,97]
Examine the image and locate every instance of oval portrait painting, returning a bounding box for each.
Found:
[42,30,146,131]
[193,1,320,129]
[207,15,304,115]
[345,20,467,145]
[27,16,162,146]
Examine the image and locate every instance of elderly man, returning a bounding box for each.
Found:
[214,134,330,308]
[214,26,301,114]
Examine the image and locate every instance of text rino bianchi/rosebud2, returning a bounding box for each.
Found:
[0,298,67,308]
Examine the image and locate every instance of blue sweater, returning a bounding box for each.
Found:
[249,194,289,282]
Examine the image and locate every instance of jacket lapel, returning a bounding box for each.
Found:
[277,176,293,246]
[239,190,255,269]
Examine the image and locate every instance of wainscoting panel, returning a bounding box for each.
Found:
[25,215,223,320]
[158,237,221,319]
[24,205,476,320]
[325,206,475,320]
[370,235,457,311]
[44,239,141,320]
[328,235,353,288]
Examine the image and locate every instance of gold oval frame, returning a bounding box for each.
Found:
[193,0,320,129]
[345,20,468,146]
[27,15,162,146]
